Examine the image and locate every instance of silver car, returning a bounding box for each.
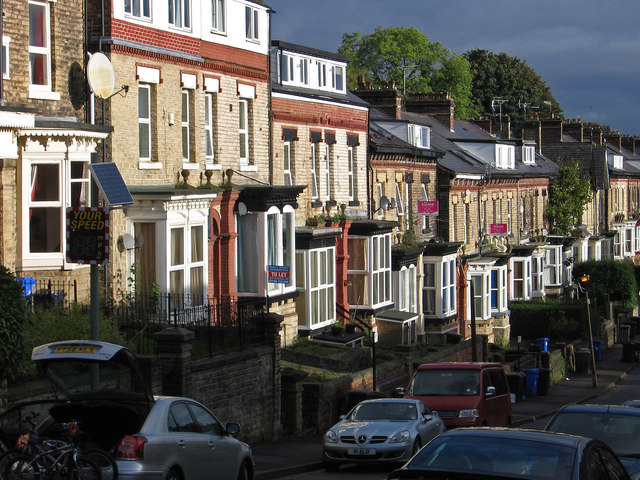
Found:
[322,398,445,470]
[26,340,254,480]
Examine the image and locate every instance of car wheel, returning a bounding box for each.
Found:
[236,460,250,480]
[412,438,422,456]
[323,460,340,471]
[166,468,182,480]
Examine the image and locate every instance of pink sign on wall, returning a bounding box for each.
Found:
[417,200,439,215]
[490,223,508,234]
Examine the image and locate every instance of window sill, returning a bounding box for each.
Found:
[205,163,222,170]
[239,164,257,172]
[28,88,60,101]
[181,162,199,170]
[139,161,162,170]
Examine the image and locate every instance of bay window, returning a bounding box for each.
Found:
[544,245,562,286]
[347,233,393,308]
[296,246,336,329]
[397,265,417,313]
[510,257,531,300]
[490,266,508,312]
[422,254,457,318]
[532,254,544,297]
[168,223,205,308]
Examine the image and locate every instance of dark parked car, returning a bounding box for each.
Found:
[545,404,640,479]
[387,427,630,480]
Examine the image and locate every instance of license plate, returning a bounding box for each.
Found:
[348,448,375,456]
[52,345,99,354]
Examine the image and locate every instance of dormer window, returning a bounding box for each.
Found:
[408,124,430,148]
[613,154,624,170]
[522,145,536,165]
[495,144,515,169]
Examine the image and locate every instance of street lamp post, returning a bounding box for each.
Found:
[578,274,598,389]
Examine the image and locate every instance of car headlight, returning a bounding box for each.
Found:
[458,409,480,418]
[324,430,338,443]
[388,430,410,444]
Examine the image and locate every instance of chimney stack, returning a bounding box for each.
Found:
[405,92,455,130]
[621,135,636,155]
[352,81,402,119]
[563,120,584,142]
[603,131,622,151]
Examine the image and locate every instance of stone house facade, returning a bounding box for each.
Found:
[0,0,111,301]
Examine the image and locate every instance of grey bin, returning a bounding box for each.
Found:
[574,348,591,373]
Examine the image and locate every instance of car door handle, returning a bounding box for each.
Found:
[177,440,186,448]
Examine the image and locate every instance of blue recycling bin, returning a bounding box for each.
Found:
[525,368,540,397]
[537,337,550,352]
[16,277,36,297]
[593,340,602,361]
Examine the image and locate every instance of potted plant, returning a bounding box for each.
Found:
[330,321,343,336]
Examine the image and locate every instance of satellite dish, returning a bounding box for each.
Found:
[123,233,135,250]
[379,196,390,210]
[542,228,548,236]
[238,202,248,216]
[389,198,397,209]
[87,52,115,99]
[465,189,471,197]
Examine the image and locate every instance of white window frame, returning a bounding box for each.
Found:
[469,270,490,321]
[168,220,206,307]
[310,143,319,200]
[298,58,309,85]
[323,142,331,200]
[299,246,336,329]
[397,264,418,314]
[211,0,225,33]
[450,202,456,242]
[422,254,457,318]
[124,0,151,20]
[138,84,152,163]
[544,245,562,287]
[238,98,250,165]
[283,142,292,185]
[347,146,355,201]
[396,183,405,218]
[372,233,392,308]
[532,254,545,297]
[317,61,327,88]
[331,65,344,92]
[495,144,515,169]
[266,206,296,296]
[168,0,190,29]
[204,92,215,165]
[420,184,429,233]
[28,0,59,100]
[510,257,531,300]
[522,145,536,164]
[2,36,10,80]
[280,53,294,83]
[490,265,508,312]
[21,153,92,269]
[408,124,430,148]
[245,5,259,42]
[181,89,191,163]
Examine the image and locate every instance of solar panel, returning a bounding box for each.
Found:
[89,162,134,207]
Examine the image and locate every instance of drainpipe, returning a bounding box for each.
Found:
[267,7,274,185]
[1,0,4,105]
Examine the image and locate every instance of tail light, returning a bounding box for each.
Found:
[117,435,148,460]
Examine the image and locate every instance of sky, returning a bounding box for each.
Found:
[266,0,640,137]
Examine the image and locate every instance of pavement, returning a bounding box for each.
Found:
[252,342,638,480]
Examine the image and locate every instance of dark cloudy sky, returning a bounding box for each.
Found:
[267,0,640,137]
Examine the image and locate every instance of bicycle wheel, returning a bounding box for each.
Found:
[66,455,100,480]
[83,450,116,480]
[3,453,39,480]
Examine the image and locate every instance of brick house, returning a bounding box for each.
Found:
[84,0,310,330]
[270,41,374,340]
[0,0,111,300]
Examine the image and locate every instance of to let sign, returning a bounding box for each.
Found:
[490,223,508,235]
[417,200,439,216]
[268,265,290,284]
[66,207,109,264]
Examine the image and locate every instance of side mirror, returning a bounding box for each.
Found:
[485,386,496,398]
[225,422,241,435]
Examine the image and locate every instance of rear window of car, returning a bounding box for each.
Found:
[408,369,479,396]
[411,435,575,478]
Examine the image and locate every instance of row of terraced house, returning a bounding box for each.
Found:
[3,0,640,350]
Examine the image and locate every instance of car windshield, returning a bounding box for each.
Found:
[547,411,640,457]
[408,369,479,396]
[410,435,576,479]
[349,402,418,421]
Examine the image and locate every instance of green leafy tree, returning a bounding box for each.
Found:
[339,26,478,118]
[546,159,592,235]
[574,260,638,310]
[0,265,30,383]
[463,49,562,134]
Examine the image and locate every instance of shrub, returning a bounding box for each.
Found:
[0,266,31,382]
[509,300,592,343]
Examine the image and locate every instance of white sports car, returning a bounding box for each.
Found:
[322,398,445,470]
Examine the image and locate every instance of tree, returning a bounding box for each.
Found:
[0,265,30,383]
[463,49,562,134]
[546,159,592,235]
[339,26,479,118]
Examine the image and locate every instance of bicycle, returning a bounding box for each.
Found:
[2,417,101,480]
